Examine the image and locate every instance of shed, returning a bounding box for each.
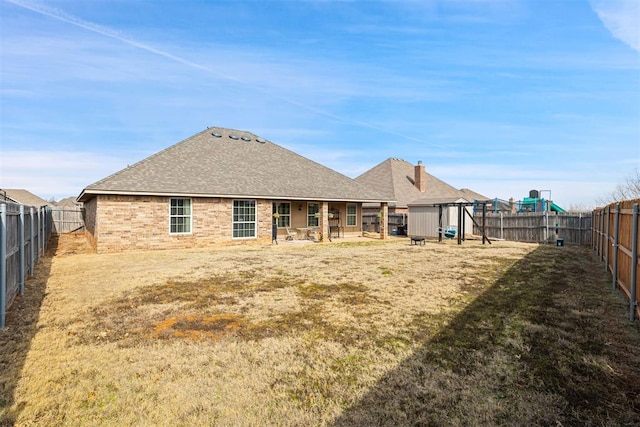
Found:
[407,197,474,239]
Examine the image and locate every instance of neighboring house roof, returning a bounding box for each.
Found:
[57,196,83,207]
[78,127,390,203]
[355,158,467,208]
[459,188,490,201]
[1,189,52,207]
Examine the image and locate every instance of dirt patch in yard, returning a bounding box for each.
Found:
[1,236,638,426]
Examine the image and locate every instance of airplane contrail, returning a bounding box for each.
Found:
[5,0,435,145]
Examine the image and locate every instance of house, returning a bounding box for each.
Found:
[56,196,83,208]
[1,189,53,207]
[77,127,392,253]
[356,158,495,238]
[355,158,470,214]
[459,188,489,203]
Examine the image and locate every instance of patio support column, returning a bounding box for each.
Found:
[320,202,329,242]
[380,202,388,239]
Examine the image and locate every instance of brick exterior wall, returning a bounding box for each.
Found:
[89,195,273,253]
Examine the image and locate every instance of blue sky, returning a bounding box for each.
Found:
[1,0,638,209]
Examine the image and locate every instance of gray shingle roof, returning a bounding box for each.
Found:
[1,189,52,207]
[355,158,467,208]
[78,127,389,203]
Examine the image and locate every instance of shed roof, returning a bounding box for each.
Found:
[355,158,467,208]
[408,197,470,206]
[78,127,390,203]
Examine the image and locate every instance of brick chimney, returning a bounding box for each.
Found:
[414,161,426,192]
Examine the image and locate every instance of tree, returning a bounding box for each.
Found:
[567,203,593,213]
[598,168,640,204]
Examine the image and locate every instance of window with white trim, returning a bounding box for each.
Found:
[346,204,357,226]
[272,202,291,228]
[307,203,319,227]
[233,200,256,238]
[170,198,192,234]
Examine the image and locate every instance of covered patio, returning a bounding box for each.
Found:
[272,200,390,243]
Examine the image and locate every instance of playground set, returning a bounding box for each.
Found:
[516,190,566,213]
[477,190,566,215]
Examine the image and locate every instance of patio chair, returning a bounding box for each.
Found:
[285,227,298,241]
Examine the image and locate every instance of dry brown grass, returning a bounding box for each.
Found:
[1,235,638,426]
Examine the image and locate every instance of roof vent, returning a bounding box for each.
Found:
[211,132,222,138]
[229,134,239,140]
[241,136,251,141]
[256,138,266,144]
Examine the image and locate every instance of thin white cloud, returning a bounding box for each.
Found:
[4,0,435,146]
[590,0,640,53]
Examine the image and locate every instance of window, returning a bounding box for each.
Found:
[170,198,191,234]
[346,204,357,226]
[307,203,319,227]
[233,200,256,238]
[272,203,291,228]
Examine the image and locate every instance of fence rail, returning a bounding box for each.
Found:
[592,200,639,321]
[0,202,52,328]
[473,211,592,245]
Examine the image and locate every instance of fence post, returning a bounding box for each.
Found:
[630,203,638,321]
[592,210,596,251]
[42,207,47,253]
[612,203,620,290]
[604,206,610,269]
[30,207,35,276]
[545,210,549,243]
[1,203,7,328]
[37,206,42,260]
[19,204,25,295]
[599,209,604,258]
[578,213,582,245]
[482,202,487,245]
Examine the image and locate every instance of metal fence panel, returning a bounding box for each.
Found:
[1,202,52,327]
[4,204,20,311]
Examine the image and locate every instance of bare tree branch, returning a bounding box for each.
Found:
[598,168,640,204]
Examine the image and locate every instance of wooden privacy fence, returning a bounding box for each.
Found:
[592,199,639,321]
[363,213,408,235]
[50,206,85,234]
[0,202,52,328]
[474,212,592,245]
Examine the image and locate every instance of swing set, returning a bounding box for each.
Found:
[434,200,491,245]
